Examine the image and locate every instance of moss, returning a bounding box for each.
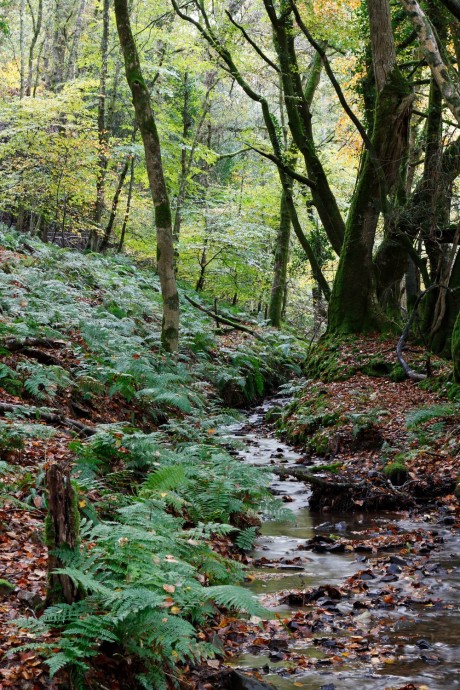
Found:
[455,479,460,500]
[0,578,15,595]
[389,364,406,382]
[161,326,179,352]
[361,358,392,377]
[44,513,55,548]
[310,462,342,473]
[304,336,357,382]
[155,200,172,229]
[307,430,330,456]
[265,406,283,423]
[383,460,408,486]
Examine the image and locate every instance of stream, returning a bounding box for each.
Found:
[224,399,460,690]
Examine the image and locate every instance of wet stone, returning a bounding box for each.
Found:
[380,574,398,582]
[390,555,408,566]
[416,639,431,649]
[387,563,402,574]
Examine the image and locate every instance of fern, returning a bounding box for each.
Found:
[235,526,257,551]
[205,585,270,617]
[17,361,72,401]
[140,465,187,494]
[406,404,458,429]
[137,388,192,413]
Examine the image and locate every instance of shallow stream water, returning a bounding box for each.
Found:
[225,399,460,690]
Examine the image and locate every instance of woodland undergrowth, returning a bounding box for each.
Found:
[0,228,305,690]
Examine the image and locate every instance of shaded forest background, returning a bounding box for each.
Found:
[2,0,460,357]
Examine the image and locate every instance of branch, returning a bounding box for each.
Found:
[0,403,97,436]
[290,3,371,153]
[437,0,460,21]
[412,108,460,130]
[272,466,355,489]
[290,0,390,210]
[0,337,67,351]
[245,143,316,188]
[225,11,280,73]
[400,0,460,124]
[217,147,252,160]
[183,295,265,340]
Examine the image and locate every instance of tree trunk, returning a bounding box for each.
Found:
[269,52,322,328]
[173,72,192,244]
[328,0,413,334]
[99,157,130,252]
[117,156,135,253]
[26,0,43,96]
[269,189,290,327]
[400,0,460,124]
[19,0,26,99]
[114,0,179,352]
[45,464,80,605]
[94,0,110,251]
[49,0,74,91]
[453,309,460,381]
[65,0,87,82]
[269,1,345,255]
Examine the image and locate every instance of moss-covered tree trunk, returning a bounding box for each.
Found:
[45,464,80,605]
[453,309,460,381]
[328,0,413,334]
[269,189,291,327]
[114,0,179,352]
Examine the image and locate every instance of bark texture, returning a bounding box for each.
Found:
[400,0,460,123]
[45,464,80,605]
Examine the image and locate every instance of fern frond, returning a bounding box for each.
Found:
[406,404,458,429]
[205,585,271,618]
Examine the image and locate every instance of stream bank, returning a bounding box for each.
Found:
[206,396,460,690]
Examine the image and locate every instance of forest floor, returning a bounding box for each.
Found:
[0,231,459,690]
[1,335,459,690]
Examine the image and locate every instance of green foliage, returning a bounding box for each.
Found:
[0,230,304,687]
[17,361,72,401]
[406,404,458,430]
[235,526,257,551]
[0,362,21,394]
[16,504,269,688]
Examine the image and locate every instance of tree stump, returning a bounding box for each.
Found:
[45,464,80,605]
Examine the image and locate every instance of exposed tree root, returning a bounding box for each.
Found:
[0,402,97,436]
[1,337,68,365]
[272,466,416,511]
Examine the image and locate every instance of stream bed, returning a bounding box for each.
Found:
[225,400,460,690]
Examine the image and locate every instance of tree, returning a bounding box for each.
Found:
[114,0,179,353]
